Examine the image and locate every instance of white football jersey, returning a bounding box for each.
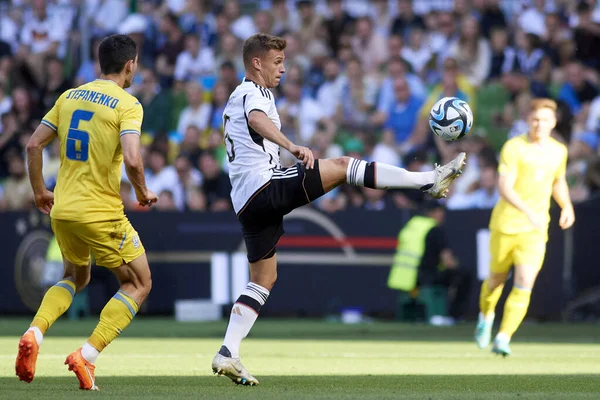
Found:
[223,78,281,213]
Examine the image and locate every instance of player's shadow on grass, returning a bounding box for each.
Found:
[2,375,600,400]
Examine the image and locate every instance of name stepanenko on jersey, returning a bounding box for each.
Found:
[224,78,281,213]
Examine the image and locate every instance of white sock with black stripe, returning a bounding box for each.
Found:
[221,282,270,359]
[346,158,434,190]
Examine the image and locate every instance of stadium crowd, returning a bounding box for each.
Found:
[0,0,599,213]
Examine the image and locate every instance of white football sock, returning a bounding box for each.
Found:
[222,282,270,359]
[346,158,434,189]
[81,341,100,364]
[26,327,43,346]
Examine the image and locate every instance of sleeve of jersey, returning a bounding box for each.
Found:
[41,102,60,132]
[497,140,517,177]
[120,101,143,136]
[243,90,272,117]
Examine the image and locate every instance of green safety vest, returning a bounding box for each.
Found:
[387,216,437,292]
[46,236,62,263]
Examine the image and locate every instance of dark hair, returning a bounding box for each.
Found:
[242,33,287,69]
[98,34,137,75]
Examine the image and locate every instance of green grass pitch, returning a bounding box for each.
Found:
[1,318,599,399]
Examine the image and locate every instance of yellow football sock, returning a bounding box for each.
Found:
[479,279,504,319]
[31,280,76,334]
[499,286,531,338]
[88,290,139,352]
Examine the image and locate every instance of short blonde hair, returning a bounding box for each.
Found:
[243,33,287,69]
[530,98,557,113]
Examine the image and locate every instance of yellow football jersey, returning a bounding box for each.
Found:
[41,79,143,222]
[489,134,567,235]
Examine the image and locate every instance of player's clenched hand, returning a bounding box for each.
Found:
[289,144,315,169]
[34,190,54,215]
[526,211,545,231]
[559,205,575,230]
[137,189,158,207]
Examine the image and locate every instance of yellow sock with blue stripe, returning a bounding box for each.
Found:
[499,285,531,338]
[479,279,504,319]
[31,280,76,334]
[88,290,139,353]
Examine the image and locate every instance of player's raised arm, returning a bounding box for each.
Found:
[120,133,157,207]
[247,110,314,169]
[26,123,57,214]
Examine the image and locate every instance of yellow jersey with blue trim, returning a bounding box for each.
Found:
[489,134,567,236]
[41,79,143,222]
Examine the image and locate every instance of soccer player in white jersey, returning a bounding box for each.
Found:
[211,33,467,386]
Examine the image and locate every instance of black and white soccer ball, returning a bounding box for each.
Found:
[428,97,474,141]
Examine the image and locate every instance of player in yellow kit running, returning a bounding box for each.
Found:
[15,35,157,390]
[474,98,575,356]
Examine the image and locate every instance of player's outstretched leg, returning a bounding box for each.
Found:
[212,257,275,386]
[16,261,90,383]
[65,254,151,390]
[326,152,466,199]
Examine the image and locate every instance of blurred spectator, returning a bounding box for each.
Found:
[75,37,101,87]
[208,82,232,131]
[446,16,491,88]
[155,12,185,88]
[503,30,552,84]
[296,0,324,48]
[362,187,389,211]
[488,27,510,81]
[38,57,71,112]
[144,147,184,210]
[478,0,507,38]
[586,95,600,133]
[174,154,202,209]
[324,0,355,57]
[517,0,547,36]
[156,190,178,211]
[174,33,215,86]
[390,0,425,38]
[573,1,600,69]
[315,58,344,118]
[381,77,424,155]
[336,57,379,132]
[198,151,232,212]
[350,16,387,74]
[375,56,426,125]
[401,27,431,78]
[130,68,171,137]
[447,165,499,209]
[271,0,300,36]
[11,86,42,133]
[277,80,323,144]
[427,11,457,60]
[223,0,257,40]
[90,0,129,38]
[18,0,68,87]
[214,33,244,75]
[558,60,599,116]
[254,10,274,35]
[178,125,203,167]
[177,82,210,137]
[0,150,33,211]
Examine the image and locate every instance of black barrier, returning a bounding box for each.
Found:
[1,200,596,320]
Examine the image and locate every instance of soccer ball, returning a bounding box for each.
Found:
[428,97,474,141]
